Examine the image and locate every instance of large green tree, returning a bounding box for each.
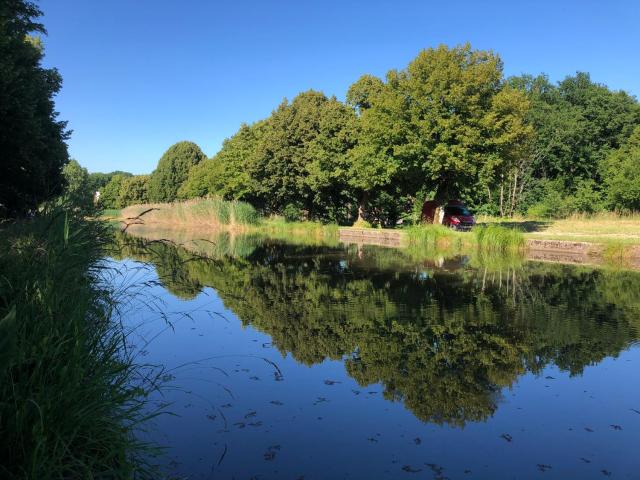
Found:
[249,91,357,220]
[148,141,206,202]
[118,175,150,207]
[179,122,266,202]
[510,72,640,215]
[181,92,357,222]
[347,44,532,220]
[99,174,127,209]
[62,159,93,210]
[0,0,70,217]
[601,126,640,211]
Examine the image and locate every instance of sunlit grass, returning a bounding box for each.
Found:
[121,198,260,228]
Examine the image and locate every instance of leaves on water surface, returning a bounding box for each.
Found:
[425,463,445,478]
[601,470,612,476]
[584,427,594,432]
[313,397,328,405]
[413,437,422,445]
[244,410,257,419]
[401,465,422,473]
[537,464,552,472]
[324,379,341,385]
[270,400,284,406]
[580,458,591,463]
[233,422,246,429]
[264,444,280,461]
[249,376,260,381]
[500,433,513,442]
[610,424,623,430]
[248,421,263,427]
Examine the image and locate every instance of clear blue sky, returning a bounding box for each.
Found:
[39,0,639,174]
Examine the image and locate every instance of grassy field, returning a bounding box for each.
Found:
[478,212,640,245]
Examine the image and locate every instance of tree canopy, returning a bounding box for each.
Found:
[78,44,640,223]
[148,141,206,202]
[0,0,70,217]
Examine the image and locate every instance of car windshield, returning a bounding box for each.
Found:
[445,206,471,216]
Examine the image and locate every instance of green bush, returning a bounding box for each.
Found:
[283,203,303,222]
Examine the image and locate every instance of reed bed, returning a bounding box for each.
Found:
[404,224,525,254]
[473,224,526,253]
[121,198,259,228]
[0,208,159,479]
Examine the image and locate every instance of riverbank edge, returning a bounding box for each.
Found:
[339,227,640,268]
[0,210,158,478]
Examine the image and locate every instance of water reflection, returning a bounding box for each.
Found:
[113,229,640,428]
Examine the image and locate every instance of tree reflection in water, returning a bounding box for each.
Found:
[112,230,640,427]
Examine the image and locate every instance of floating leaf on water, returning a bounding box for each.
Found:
[500,433,513,442]
[401,465,421,473]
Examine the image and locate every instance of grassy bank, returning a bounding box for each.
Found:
[479,212,640,244]
[120,199,340,240]
[0,209,156,478]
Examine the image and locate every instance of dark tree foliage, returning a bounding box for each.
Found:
[509,72,640,215]
[148,141,206,203]
[0,0,70,217]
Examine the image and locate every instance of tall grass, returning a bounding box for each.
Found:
[474,224,525,253]
[122,198,259,228]
[0,208,159,478]
[258,217,339,241]
[403,224,525,254]
[404,224,465,249]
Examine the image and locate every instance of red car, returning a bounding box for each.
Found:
[421,200,475,231]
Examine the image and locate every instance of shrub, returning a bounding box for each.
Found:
[283,203,303,222]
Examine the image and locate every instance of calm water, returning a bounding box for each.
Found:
[111,230,640,479]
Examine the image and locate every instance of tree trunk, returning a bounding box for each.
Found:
[499,174,505,217]
[357,191,368,223]
[509,169,518,216]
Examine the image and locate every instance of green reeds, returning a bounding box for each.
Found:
[404,224,465,249]
[0,208,160,479]
[121,197,260,227]
[473,224,525,253]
